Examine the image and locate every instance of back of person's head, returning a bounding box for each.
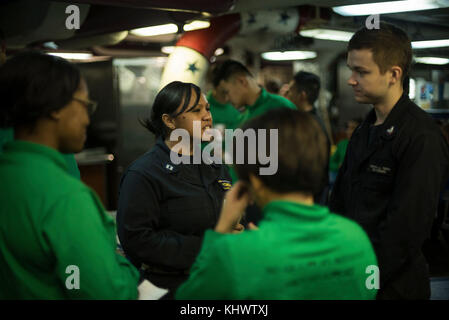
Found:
[212,59,252,87]
[0,50,81,129]
[348,22,412,83]
[347,117,363,127]
[292,71,321,105]
[265,79,281,94]
[234,108,327,195]
[346,117,362,138]
[141,81,201,139]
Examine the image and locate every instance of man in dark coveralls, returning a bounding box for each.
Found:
[284,71,331,205]
[329,22,449,299]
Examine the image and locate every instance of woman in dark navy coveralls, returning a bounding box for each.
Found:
[116,81,236,299]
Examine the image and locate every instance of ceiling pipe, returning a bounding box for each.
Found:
[159,14,240,89]
[51,0,236,15]
[56,31,129,50]
[0,0,90,49]
[159,7,314,89]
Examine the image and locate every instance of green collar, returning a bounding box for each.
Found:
[246,87,267,110]
[207,91,230,109]
[262,199,329,222]
[3,140,69,172]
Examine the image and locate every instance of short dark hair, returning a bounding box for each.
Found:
[141,81,201,139]
[212,59,252,87]
[348,22,412,82]
[292,71,321,105]
[0,51,81,128]
[265,79,281,94]
[234,108,328,194]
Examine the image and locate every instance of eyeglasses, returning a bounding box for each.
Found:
[72,97,98,116]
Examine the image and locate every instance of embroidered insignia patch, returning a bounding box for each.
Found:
[386,126,394,135]
[217,179,232,190]
[368,164,392,175]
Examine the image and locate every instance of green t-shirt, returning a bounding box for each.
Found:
[0,141,139,299]
[228,88,297,182]
[237,87,297,126]
[176,200,378,300]
[329,139,349,173]
[207,91,241,131]
[0,128,80,179]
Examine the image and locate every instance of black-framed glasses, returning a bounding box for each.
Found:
[72,97,98,116]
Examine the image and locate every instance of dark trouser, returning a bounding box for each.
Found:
[377,255,431,300]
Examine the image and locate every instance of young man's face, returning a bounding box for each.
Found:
[219,76,247,109]
[346,120,359,138]
[212,85,228,105]
[347,49,391,105]
[284,80,299,107]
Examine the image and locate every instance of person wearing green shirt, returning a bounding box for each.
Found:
[206,90,241,131]
[329,119,361,186]
[0,127,80,179]
[211,59,296,127]
[200,89,241,153]
[211,59,296,184]
[0,51,140,299]
[329,139,349,172]
[329,119,361,172]
[176,109,378,300]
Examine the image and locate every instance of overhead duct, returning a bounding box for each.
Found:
[56,31,129,50]
[159,7,308,89]
[51,0,236,15]
[0,0,90,49]
[71,6,200,38]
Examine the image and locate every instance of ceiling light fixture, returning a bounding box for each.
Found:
[214,48,224,56]
[261,51,317,61]
[412,39,449,49]
[161,46,175,54]
[333,0,448,16]
[131,24,178,37]
[414,57,449,65]
[47,52,93,60]
[183,20,210,32]
[299,28,354,42]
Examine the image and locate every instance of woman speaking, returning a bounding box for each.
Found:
[116,81,238,299]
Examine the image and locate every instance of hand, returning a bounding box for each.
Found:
[215,181,250,234]
[247,222,259,231]
[231,223,245,234]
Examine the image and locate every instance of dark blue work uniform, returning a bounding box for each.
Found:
[116,137,231,298]
[330,93,449,299]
